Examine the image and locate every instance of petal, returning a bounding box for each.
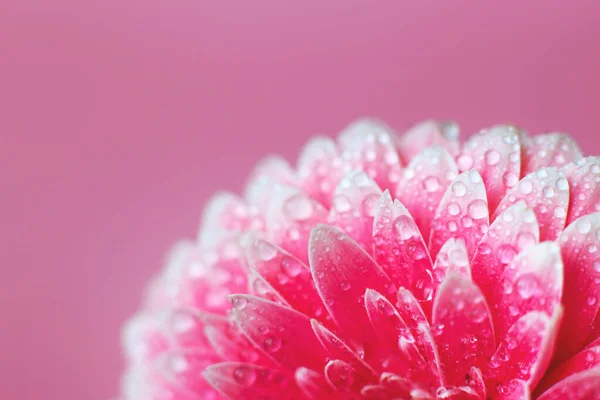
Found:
[328,171,383,253]
[536,337,600,395]
[537,368,600,400]
[472,202,540,306]
[294,367,339,399]
[458,125,522,211]
[555,212,600,362]
[364,289,438,385]
[200,192,264,234]
[309,225,394,345]
[360,384,393,399]
[431,274,495,387]
[310,319,378,379]
[563,157,600,225]
[157,349,222,396]
[493,168,569,241]
[297,137,345,207]
[465,366,486,399]
[263,185,328,264]
[230,294,328,371]
[396,145,459,242]
[522,133,583,175]
[325,359,368,393]
[432,238,471,292]
[373,191,434,304]
[338,118,403,191]
[204,362,297,400]
[487,309,562,396]
[429,170,490,260]
[243,237,330,324]
[435,387,479,399]
[379,372,413,398]
[491,242,563,341]
[397,120,460,164]
[494,379,530,400]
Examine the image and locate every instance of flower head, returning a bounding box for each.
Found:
[121,120,600,399]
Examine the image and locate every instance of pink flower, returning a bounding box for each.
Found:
[121,120,600,400]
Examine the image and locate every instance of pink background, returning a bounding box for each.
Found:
[2,1,600,399]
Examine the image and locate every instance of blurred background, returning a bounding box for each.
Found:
[2,0,600,399]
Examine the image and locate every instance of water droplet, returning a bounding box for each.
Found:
[362,194,379,217]
[498,244,517,264]
[257,241,277,261]
[554,206,566,219]
[340,281,351,291]
[587,296,597,306]
[577,219,592,234]
[461,215,473,228]
[542,186,555,199]
[485,150,501,166]
[394,215,417,240]
[516,275,538,299]
[457,154,474,170]
[333,195,352,212]
[468,199,488,220]
[519,180,533,195]
[326,361,354,389]
[231,296,248,310]
[263,335,282,353]
[503,172,519,188]
[281,258,303,277]
[556,178,569,191]
[479,243,492,255]
[516,232,536,250]
[283,194,314,221]
[452,181,468,197]
[407,243,427,260]
[423,176,441,193]
[233,365,257,387]
[447,202,461,216]
[446,220,458,232]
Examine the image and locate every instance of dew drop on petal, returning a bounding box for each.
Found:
[448,202,461,216]
[394,215,417,240]
[452,181,468,197]
[468,199,488,220]
[515,275,538,299]
[231,296,248,310]
[283,194,314,221]
[423,176,441,193]
[233,365,257,387]
[485,150,501,166]
[263,335,282,353]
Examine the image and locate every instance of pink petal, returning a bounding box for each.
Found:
[395,288,443,384]
[429,170,489,260]
[310,319,378,380]
[230,294,328,371]
[587,312,600,345]
[246,268,288,306]
[262,185,328,264]
[246,155,297,187]
[487,309,562,396]
[243,237,330,324]
[309,225,394,345]
[200,192,264,233]
[360,384,393,399]
[465,366,486,399]
[537,368,600,400]
[396,145,459,243]
[491,242,563,341]
[493,168,569,241]
[157,348,222,396]
[204,362,297,400]
[432,273,495,387]
[338,119,403,191]
[562,157,600,225]
[373,191,434,304]
[364,289,438,385]
[200,310,273,366]
[328,171,383,253]
[472,202,540,308]
[325,359,369,393]
[294,367,340,399]
[434,386,479,399]
[397,120,460,164]
[555,212,600,363]
[297,137,345,208]
[379,372,413,398]
[522,133,583,175]
[432,238,471,291]
[494,379,530,400]
[458,125,521,212]
[536,337,600,395]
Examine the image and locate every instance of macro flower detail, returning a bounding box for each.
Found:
[121,119,600,399]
